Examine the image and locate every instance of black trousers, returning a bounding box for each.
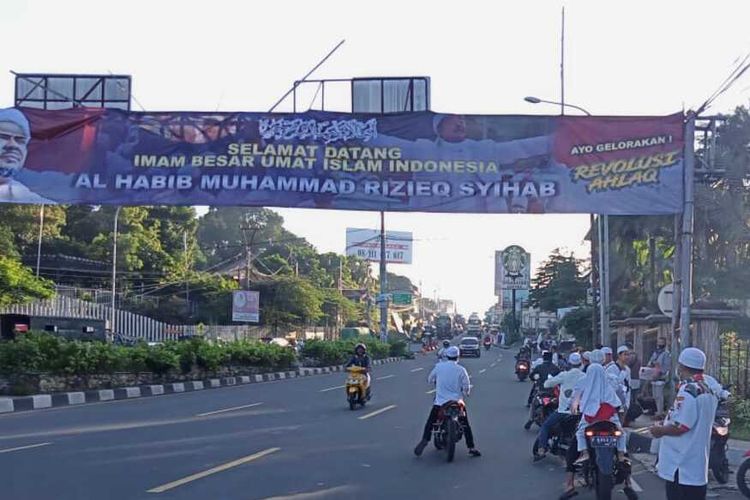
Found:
[421,404,476,448]
[665,471,707,500]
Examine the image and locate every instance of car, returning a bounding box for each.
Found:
[459,337,481,358]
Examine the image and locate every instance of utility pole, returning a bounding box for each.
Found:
[35,204,45,277]
[679,115,697,348]
[110,206,122,342]
[240,217,260,290]
[183,230,190,316]
[379,211,388,342]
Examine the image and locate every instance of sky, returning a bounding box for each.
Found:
[3,0,750,315]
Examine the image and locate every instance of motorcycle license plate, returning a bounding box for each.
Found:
[591,436,618,447]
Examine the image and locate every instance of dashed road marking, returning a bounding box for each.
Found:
[426,389,436,394]
[376,375,395,380]
[147,447,280,493]
[629,478,643,492]
[0,442,52,454]
[490,363,497,368]
[196,402,263,417]
[319,385,345,393]
[410,367,424,372]
[479,369,486,374]
[358,405,397,420]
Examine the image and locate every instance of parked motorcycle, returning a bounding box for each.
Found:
[431,400,465,462]
[737,449,750,498]
[710,397,731,484]
[515,359,530,381]
[577,420,636,500]
[345,366,368,410]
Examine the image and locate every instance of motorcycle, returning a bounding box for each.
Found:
[578,420,635,500]
[531,386,559,428]
[515,359,530,381]
[737,449,750,498]
[533,413,580,459]
[484,339,492,351]
[432,400,465,462]
[710,398,731,484]
[345,366,369,410]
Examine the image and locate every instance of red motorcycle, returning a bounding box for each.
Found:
[431,400,466,463]
[483,337,492,351]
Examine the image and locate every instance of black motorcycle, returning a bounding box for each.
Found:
[432,400,465,463]
[710,398,731,484]
[530,387,558,428]
[533,413,580,459]
[577,421,636,500]
[515,359,530,381]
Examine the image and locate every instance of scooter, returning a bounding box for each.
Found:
[737,449,750,498]
[345,366,369,410]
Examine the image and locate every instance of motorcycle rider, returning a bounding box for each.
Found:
[345,343,371,399]
[437,340,451,362]
[534,352,586,461]
[414,346,481,457]
[651,347,718,500]
[525,351,561,429]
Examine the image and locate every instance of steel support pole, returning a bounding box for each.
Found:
[379,211,388,342]
[680,115,696,348]
[35,204,45,277]
[111,206,122,341]
[603,214,611,347]
[597,215,606,346]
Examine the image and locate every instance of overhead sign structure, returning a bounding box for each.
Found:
[496,246,531,294]
[0,107,684,214]
[346,228,413,264]
[232,290,260,323]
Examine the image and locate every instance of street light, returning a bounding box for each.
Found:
[523,96,592,116]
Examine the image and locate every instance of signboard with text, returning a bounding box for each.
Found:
[232,290,260,323]
[346,228,413,264]
[495,246,531,294]
[0,107,684,214]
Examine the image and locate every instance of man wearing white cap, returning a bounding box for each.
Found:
[651,347,717,500]
[0,108,51,204]
[534,352,586,461]
[606,345,633,413]
[602,346,615,369]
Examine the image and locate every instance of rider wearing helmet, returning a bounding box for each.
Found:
[414,346,481,458]
[437,340,451,362]
[345,343,371,398]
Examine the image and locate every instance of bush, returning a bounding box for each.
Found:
[301,338,392,366]
[388,339,407,358]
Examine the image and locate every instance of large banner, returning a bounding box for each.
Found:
[345,228,413,264]
[0,107,684,214]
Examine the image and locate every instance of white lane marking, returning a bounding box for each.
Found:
[629,478,643,493]
[147,447,280,493]
[376,375,395,380]
[490,363,497,368]
[319,385,345,393]
[426,389,436,394]
[479,369,487,374]
[0,442,52,454]
[358,405,397,420]
[196,402,263,417]
[410,367,424,372]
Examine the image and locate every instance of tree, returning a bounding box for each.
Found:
[560,306,594,349]
[0,256,54,306]
[254,276,323,332]
[530,249,587,312]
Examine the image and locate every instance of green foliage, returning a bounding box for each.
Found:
[501,312,522,343]
[530,249,587,312]
[388,339,408,357]
[301,338,391,366]
[560,306,594,349]
[0,256,54,306]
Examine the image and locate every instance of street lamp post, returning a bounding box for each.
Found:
[523,96,611,346]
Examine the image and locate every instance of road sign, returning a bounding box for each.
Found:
[391,292,412,305]
[658,284,674,318]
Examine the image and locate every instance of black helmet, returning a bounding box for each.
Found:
[355,343,366,353]
[443,340,450,348]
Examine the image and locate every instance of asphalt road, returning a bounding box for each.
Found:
[0,347,744,500]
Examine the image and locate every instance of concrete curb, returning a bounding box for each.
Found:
[0,356,405,414]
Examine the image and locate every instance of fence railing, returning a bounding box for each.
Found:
[719,332,750,398]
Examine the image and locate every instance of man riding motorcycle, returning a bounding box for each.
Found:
[525,351,561,429]
[414,346,481,458]
[345,343,371,399]
[437,340,451,362]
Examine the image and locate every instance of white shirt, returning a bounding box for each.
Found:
[657,377,718,486]
[428,361,471,406]
[606,362,632,408]
[544,367,586,414]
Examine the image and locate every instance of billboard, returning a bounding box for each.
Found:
[232,291,259,323]
[346,228,413,264]
[0,107,684,214]
[495,246,531,294]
